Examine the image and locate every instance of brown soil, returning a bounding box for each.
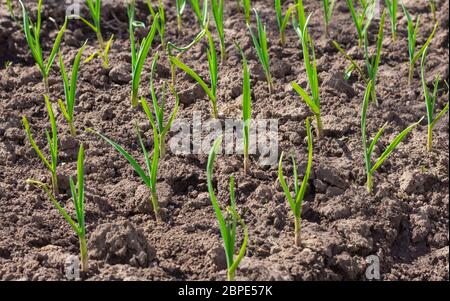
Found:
[0,0,448,281]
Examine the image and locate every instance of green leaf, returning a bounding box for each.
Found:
[291,82,320,115]
[370,117,424,174]
[88,129,151,186]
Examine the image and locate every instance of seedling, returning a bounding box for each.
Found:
[27,144,88,272]
[149,52,180,157]
[346,0,375,47]
[429,0,436,23]
[211,0,226,63]
[88,100,161,222]
[6,0,16,22]
[207,136,248,281]
[278,117,313,247]
[322,0,336,36]
[58,42,87,136]
[147,0,166,47]
[169,31,218,118]
[402,4,438,85]
[361,81,423,193]
[247,9,273,93]
[274,0,298,46]
[75,0,113,68]
[189,0,208,28]
[236,43,251,173]
[385,0,398,41]
[332,40,369,85]
[19,0,67,96]
[292,8,323,138]
[176,0,187,34]
[362,10,386,106]
[167,28,206,85]
[128,2,159,107]
[22,96,59,195]
[421,47,449,152]
[243,0,251,23]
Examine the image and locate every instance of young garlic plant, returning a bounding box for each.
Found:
[247,9,273,94]
[346,0,375,47]
[361,81,423,193]
[292,6,323,138]
[274,0,298,46]
[88,100,161,222]
[23,96,59,195]
[128,2,159,107]
[147,0,166,47]
[207,136,248,281]
[6,0,16,22]
[58,42,87,136]
[243,0,251,24]
[362,10,386,106]
[19,0,67,96]
[167,28,206,85]
[385,0,398,41]
[332,8,385,107]
[189,0,208,29]
[27,144,88,272]
[278,117,313,247]
[170,30,218,118]
[402,4,438,85]
[421,47,449,152]
[176,0,187,34]
[149,52,180,157]
[235,43,252,173]
[322,0,336,37]
[211,0,226,63]
[76,0,114,68]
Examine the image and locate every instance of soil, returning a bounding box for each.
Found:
[0,0,448,281]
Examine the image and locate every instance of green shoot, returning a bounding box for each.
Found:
[243,0,251,24]
[235,43,251,173]
[58,42,87,136]
[27,144,88,272]
[6,0,16,22]
[421,47,449,152]
[19,0,67,96]
[322,0,336,37]
[128,2,159,107]
[278,117,313,247]
[275,0,298,46]
[169,33,218,118]
[176,0,187,34]
[332,40,369,84]
[247,9,273,93]
[207,136,248,281]
[149,52,180,157]
[362,10,386,106]
[429,0,436,23]
[75,0,113,68]
[147,0,166,47]
[211,0,226,63]
[361,81,423,193]
[292,8,323,138]
[402,4,438,85]
[189,0,208,28]
[346,0,375,47]
[88,102,161,222]
[22,96,58,195]
[385,0,398,41]
[167,28,206,85]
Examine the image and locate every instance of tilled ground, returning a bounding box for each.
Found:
[0,0,448,280]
